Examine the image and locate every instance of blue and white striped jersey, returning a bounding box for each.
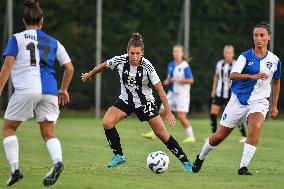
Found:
[3,29,71,96]
[231,49,281,105]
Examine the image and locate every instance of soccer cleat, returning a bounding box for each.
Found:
[7,169,23,186]
[239,137,247,143]
[182,161,193,172]
[43,162,64,187]
[238,166,253,175]
[107,154,126,168]
[183,136,196,143]
[192,155,204,173]
[141,131,156,140]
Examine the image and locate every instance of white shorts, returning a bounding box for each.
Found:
[160,91,190,112]
[4,93,60,122]
[220,93,269,128]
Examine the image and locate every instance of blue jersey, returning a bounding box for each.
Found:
[167,60,193,96]
[231,49,281,105]
[3,29,71,96]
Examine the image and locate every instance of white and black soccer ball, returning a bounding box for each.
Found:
[147,151,169,174]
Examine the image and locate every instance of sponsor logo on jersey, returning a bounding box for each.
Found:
[248,61,254,66]
[222,113,227,120]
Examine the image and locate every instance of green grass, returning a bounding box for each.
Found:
[0,117,283,189]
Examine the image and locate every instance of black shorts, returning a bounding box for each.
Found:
[212,96,229,107]
[113,99,159,122]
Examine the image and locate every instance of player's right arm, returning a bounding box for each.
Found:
[211,74,218,97]
[229,55,268,80]
[0,35,18,95]
[81,62,108,82]
[0,56,15,95]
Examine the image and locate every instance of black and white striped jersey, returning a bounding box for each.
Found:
[106,54,160,108]
[214,59,234,98]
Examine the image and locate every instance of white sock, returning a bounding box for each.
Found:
[240,143,256,168]
[46,138,62,164]
[3,135,19,173]
[199,140,215,160]
[185,127,194,137]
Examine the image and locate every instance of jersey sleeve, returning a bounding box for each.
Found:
[273,60,281,80]
[184,66,193,79]
[231,55,246,73]
[146,63,160,85]
[56,41,71,66]
[106,55,125,70]
[3,35,18,58]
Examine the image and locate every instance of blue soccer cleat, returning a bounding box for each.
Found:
[183,161,193,172]
[107,154,126,168]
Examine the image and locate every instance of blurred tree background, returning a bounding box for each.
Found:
[0,0,283,114]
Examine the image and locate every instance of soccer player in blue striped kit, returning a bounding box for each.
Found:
[0,0,74,186]
[193,22,281,175]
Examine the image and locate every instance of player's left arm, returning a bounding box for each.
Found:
[271,60,281,119]
[59,63,74,106]
[0,56,15,95]
[271,79,280,119]
[56,41,74,106]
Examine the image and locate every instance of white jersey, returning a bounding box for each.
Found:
[106,54,160,108]
[167,60,193,97]
[215,59,234,98]
[2,29,71,95]
[231,49,281,105]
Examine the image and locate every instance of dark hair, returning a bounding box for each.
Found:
[127,33,144,51]
[23,0,44,25]
[254,22,271,35]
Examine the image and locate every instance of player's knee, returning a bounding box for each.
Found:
[249,123,262,133]
[103,117,116,129]
[210,132,225,146]
[41,132,55,141]
[154,129,169,142]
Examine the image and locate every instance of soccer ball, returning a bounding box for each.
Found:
[147,151,169,174]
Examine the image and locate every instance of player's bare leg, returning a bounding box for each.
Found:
[40,121,63,186]
[177,112,195,143]
[193,126,234,173]
[238,112,264,175]
[3,120,23,186]
[142,108,166,139]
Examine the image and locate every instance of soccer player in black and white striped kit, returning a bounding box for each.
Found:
[210,45,247,143]
[81,33,193,171]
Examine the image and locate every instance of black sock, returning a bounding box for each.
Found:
[210,114,217,133]
[238,124,247,137]
[104,127,123,156]
[164,135,189,163]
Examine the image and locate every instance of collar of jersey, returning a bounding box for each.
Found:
[251,48,268,60]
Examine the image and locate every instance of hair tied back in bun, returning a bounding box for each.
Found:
[24,0,39,8]
[132,33,143,42]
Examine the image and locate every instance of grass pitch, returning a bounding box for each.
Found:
[0,117,283,189]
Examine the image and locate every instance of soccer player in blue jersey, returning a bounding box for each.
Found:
[192,22,281,175]
[142,45,195,143]
[0,0,74,186]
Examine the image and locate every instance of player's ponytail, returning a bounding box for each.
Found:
[23,0,44,25]
[127,32,144,51]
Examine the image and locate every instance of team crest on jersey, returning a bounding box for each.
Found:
[266,62,272,69]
